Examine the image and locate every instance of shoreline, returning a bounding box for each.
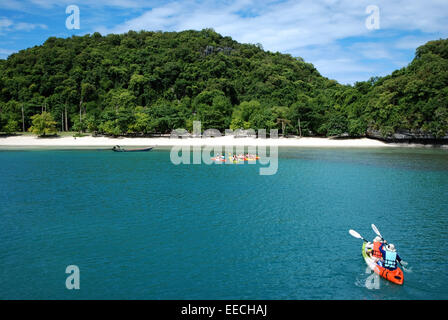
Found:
[1,134,446,150]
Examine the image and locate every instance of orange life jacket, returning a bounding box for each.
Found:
[372,241,383,258]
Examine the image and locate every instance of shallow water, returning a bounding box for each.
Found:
[0,147,447,299]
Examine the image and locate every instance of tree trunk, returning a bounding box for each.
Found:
[65,104,68,132]
[22,105,25,132]
[79,97,83,133]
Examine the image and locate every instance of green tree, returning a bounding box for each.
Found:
[28,112,57,136]
[129,106,151,133]
[0,30,446,139]
[2,119,19,133]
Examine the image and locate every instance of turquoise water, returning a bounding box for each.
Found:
[0,147,447,300]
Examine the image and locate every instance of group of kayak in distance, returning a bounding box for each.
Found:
[350,224,409,285]
[211,153,260,162]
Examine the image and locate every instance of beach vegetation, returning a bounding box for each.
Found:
[0,31,446,138]
[28,112,57,136]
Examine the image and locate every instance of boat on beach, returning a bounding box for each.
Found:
[112,145,153,152]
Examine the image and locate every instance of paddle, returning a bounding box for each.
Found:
[349,229,368,242]
[371,224,385,242]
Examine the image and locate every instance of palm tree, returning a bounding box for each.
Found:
[276,118,291,136]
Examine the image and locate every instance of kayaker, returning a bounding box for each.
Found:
[366,236,385,260]
[379,244,402,270]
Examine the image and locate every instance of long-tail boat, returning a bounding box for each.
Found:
[112,145,153,152]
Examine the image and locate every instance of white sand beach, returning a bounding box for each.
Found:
[0,134,391,149]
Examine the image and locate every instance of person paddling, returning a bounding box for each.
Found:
[366,236,385,260]
[379,244,403,270]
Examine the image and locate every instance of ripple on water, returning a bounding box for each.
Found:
[0,148,447,299]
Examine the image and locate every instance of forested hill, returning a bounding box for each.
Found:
[0,29,447,140]
[361,39,448,140]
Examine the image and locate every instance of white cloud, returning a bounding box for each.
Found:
[0,17,13,29]
[349,42,394,60]
[0,17,47,32]
[98,0,372,52]
[27,0,157,9]
[394,35,440,50]
[15,22,48,31]
[2,0,448,83]
[0,1,25,11]
[0,48,15,59]
[0,48,14,54]
[91,0,448,83]
[380,0,448,34]
[296,42,392,84]
[95,1,448,53]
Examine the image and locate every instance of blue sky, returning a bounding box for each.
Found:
[1,0,447,84]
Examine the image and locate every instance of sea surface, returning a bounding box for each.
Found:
[0,147,447,300]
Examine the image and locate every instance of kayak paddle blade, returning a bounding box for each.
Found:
[349,229,361,239]
[349,229,368,242]
[371,224,384,239]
